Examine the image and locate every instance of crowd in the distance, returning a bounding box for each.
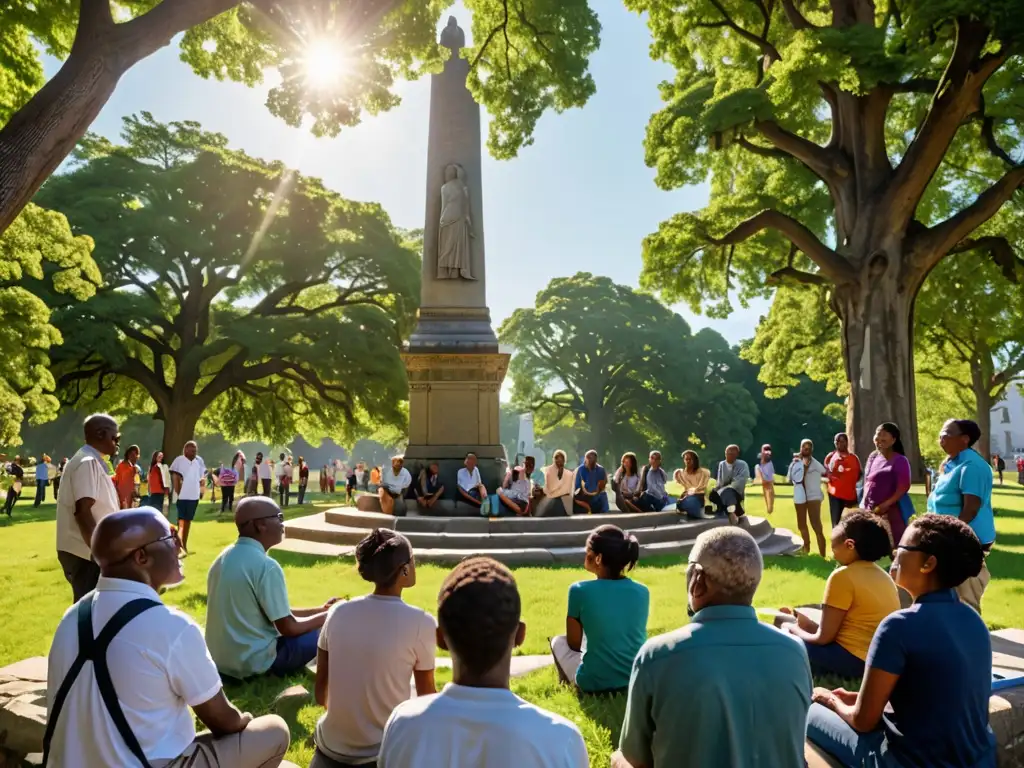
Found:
[37,412,1001,767]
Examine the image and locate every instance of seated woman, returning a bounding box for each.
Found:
[674,450,710,519]
[613,453,642,514]
[807,515,996,768]
[313,529,436,768]
[780,512,899,679]
[550,525,649,694]
[414,462,445,511]
[497,465,532,516]
[536,450,574,517]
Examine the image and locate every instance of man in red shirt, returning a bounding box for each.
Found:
[824,433,862,527]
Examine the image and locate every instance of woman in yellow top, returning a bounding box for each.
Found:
[780,511,900,678]
[673,450,711,519]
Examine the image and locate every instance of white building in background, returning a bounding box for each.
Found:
[990,386,1024,457]
[515,413,546,470]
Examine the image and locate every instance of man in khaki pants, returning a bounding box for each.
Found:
[44,508,297,767]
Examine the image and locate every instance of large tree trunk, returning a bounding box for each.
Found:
[160,404,202,462]
[972,378,994,461]
[834,259,923,478]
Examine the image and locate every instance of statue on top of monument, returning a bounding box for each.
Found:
[437,164,476,281]
[440,16,466,51]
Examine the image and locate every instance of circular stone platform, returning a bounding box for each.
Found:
[277,507,803,566]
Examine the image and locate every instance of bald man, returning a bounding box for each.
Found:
[205,497,339,679]
[45,509,291,767]
[170,440,206,554]
[55,413,122,602]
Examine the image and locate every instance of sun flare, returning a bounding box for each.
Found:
[304,40,347,91]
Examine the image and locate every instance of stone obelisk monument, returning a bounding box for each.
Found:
[402,17,510,494]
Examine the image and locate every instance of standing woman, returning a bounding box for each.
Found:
[613,453,642,514]
[146,451,168,511]
[313,529,436,767]
[33,455,51,507]
[756,444,776,516]
[113,445,140,509]
[789,439,828,557]
[550,525,649,693]
[825,433,862,527]
[231,450,246,492]
[674,450,710,519]
[861,422,913,546]
[297,457,310,505]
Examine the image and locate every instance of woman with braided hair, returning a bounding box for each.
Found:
[312,529,436,768]
[551,524,649,694]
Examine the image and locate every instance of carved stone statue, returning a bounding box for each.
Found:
[440,16,466,51]
[437,163,476,281]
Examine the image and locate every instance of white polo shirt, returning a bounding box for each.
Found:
[46,577,223,765]
[56,445,120,561]
[379,683,589,767]
[457,466,483,493]
[169,455,206,501]
[257,461,272,481]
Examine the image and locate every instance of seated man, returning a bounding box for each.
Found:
[456,452,488,509]
[612,528,812,768]
[44,507,291,767]
[206,497,339,679]
[378,455,412,516]
[415,462,445,510]
[378,557,589,767]
[497,465,532,517]
[636,451,670,512]
[574,450,609,514]
[710,444,749,525]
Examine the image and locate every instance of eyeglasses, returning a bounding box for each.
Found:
[893,544,931,559]
[247,512,284,524]
[112,526,181,565]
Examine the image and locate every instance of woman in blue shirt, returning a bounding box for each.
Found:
[928,418,995,614]
[807,514,995,768]
[549,524,649,693]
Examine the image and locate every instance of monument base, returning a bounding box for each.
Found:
[408,307,499,353]
[402,351,510,492]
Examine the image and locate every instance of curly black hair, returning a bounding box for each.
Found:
[355,528,412,587]
[911,515,985,590]
[438,556,521,675]
[834,511,892,563]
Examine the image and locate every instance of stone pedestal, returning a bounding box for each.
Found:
[402,352,510,492]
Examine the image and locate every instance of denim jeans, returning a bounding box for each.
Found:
[677,494,706,518]
[269,629,321,676]
[802,641,865,680]
[806,703,895,768]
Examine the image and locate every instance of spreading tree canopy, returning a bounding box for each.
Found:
[32,113,419,455]
[0,0,600,234]
[632,0,1024,469]
[498,273,758,465]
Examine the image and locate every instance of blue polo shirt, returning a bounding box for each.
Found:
[928,448,995,545]
[619,605,811,767]
[575,463,607,494]
[869,590,996,768]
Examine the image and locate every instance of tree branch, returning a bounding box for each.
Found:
[702,0,781,63]
[119,0,239,64]
[780,0,817,29]
[704,210,857,285]
[736,135,788,159]
[755,120,850,185]
[980,114,1015,167]
[765,266,830,286]
[75,0,114,44]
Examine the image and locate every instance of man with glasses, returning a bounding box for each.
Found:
[55,413,122,602]
[45,507,293,767]
[205,497,341,679]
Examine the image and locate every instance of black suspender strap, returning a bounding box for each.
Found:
[42,594,161,767]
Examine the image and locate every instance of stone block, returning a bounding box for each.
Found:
[0,692,47,756]
[271,684,310,718]
[991,685,1024,766]
[355,495,407,516]
[0,660,45,684]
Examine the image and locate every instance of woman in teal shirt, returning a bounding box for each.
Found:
[550,524,649,693]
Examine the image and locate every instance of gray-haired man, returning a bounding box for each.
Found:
[612,527,811,768]
[710,444,750,525]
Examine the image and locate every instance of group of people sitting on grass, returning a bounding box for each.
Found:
[42,494,996,768]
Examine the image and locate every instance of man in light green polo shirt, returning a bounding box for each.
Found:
[205,497,339,679]
[612,527,812,768]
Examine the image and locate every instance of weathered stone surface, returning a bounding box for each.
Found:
[0,691,47,756]
[0,660,45,683]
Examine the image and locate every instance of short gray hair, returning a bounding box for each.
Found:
[689,527,763,603]
[585,450,598,460]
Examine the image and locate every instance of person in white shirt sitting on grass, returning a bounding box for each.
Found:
[456,453,488,510]
[378,556,589,768]
[378,456,413,516]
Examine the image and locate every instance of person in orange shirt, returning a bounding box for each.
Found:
[113,444,140,510]
[146,450,168,512]
[824,433,862,527]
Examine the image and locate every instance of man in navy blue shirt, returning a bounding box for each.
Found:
[574,451,609,514]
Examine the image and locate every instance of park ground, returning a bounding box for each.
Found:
[3,483,1023,766]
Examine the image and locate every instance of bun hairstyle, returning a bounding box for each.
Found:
[355,528,413,587]
[587,524,640,577]
[911,515,985,590]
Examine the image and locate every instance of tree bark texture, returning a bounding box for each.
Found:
[159,405,202,463]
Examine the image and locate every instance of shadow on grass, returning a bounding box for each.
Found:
[271,550,353,569]
[0,502,58,527]
[579,693,627,746]
[223,670,318,749]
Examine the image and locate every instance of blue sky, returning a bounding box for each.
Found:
[43,1,767,343]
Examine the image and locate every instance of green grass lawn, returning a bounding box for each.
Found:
[3,483,1024,766]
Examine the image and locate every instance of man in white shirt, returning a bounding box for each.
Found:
[379,556,588,767]
[378,456,412,516]
[170,441,206,555]
[56,413,122,602]
[254,452,272,496]
[456,452,488,510]
[275,454,293,508]
[45,508,291,768]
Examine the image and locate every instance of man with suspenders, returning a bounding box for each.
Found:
[43,507,293,767]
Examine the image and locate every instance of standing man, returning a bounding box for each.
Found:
[34,454,52,507]
[255,452,272,497]
[636,451,670,512]
[824,433,862,527]
[710,445,750,525]
[3,456,24,516]
[206,497,338,679]
[574,450,610,514]
[456,453,488,510]
[379,456,412,516]
[55,414,121,601]
[170,441,206,555]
